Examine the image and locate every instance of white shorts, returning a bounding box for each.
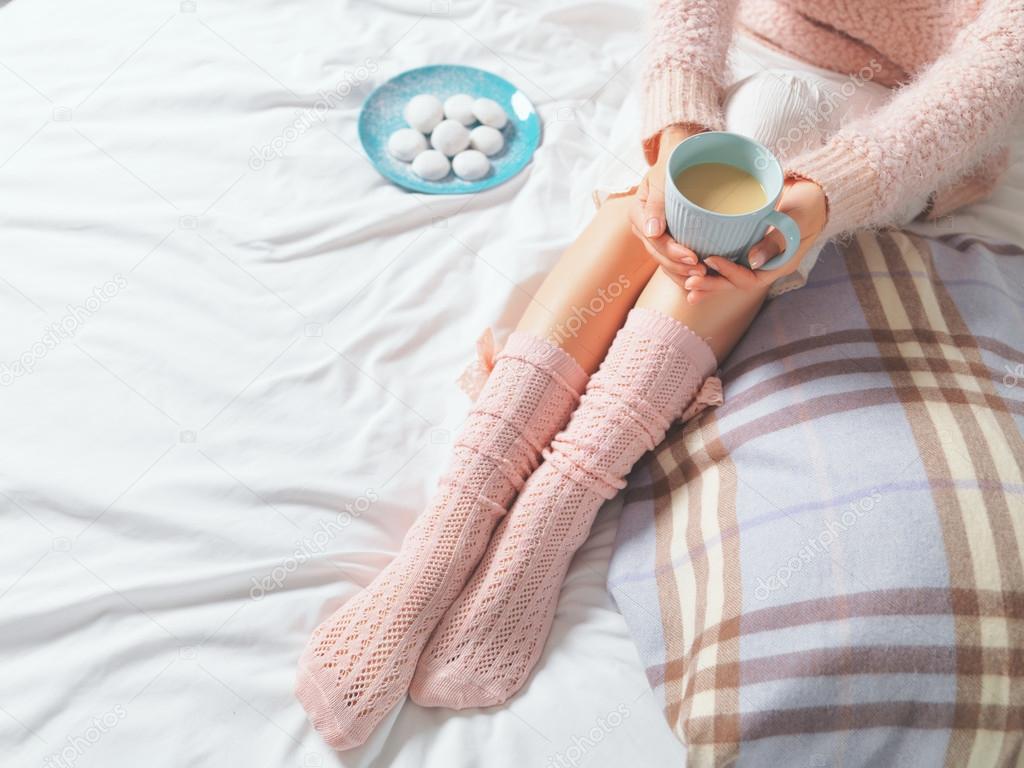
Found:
[595,33,925,296]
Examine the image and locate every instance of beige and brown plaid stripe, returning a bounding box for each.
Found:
[650,411,741,763]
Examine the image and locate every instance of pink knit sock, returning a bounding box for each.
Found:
[295,333,587,749]
[410,308,717,709]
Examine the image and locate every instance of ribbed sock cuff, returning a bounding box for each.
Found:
[500,332,589,395]
[624,308,718,379]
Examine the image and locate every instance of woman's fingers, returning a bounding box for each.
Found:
[643,207,665,237]
[633,178,828,301]
[660,265,690,290]
[641,231,699,265]
[747,227,786,270]
[631,226,705,276]
[649,243,704,278]
[632,226,679,272]
[682,274,734,292]
[629,173,666,238]
[704,256,760,289]
[628,178,652,234]
[641,175,667,237]
[656,236,698,264]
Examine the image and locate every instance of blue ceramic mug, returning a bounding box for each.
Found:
[664,132,800,271]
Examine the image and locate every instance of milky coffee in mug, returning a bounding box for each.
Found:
[673,162,767,215]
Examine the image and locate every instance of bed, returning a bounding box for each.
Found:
[0,0,688,765]
[2,0,1021,766]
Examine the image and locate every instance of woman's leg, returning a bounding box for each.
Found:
[516,196,659,373]
[412,236,770,710]
[295,197,663,748]
[518,194,766,371]
[634,263,769,361]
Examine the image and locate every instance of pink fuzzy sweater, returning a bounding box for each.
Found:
[643,0,1024,237]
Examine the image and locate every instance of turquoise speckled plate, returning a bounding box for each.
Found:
[358,65,541,194]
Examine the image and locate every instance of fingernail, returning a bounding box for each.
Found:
[749,250,764,270]
[680,255,697,265]
[688,269,702,276]
[645,218,659,236]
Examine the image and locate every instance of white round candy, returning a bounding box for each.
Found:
[411,149,451,181]
[387,128,428,162]
[469,125,504,156]
[443,93,476,126]
[430,119,471,157]
[403,94,443,133]
[472,97,507,129]
[452,150,490,181]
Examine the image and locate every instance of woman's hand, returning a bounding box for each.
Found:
[629,124,706,288]
[682,178,828,304]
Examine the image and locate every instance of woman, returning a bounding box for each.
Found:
[297,0,1023,749]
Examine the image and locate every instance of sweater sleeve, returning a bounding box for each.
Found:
[786,0,1024,238]
[642,0,740,164]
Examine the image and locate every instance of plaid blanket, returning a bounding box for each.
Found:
[608,231,1024,767]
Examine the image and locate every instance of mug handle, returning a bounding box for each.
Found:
[754,210,801,271]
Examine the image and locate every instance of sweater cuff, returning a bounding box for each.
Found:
[785,139,879,238]
[641,69,725,165]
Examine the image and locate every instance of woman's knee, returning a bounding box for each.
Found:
[590,194,635,240]
[568,195,655,280]
[636,269,767,362]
